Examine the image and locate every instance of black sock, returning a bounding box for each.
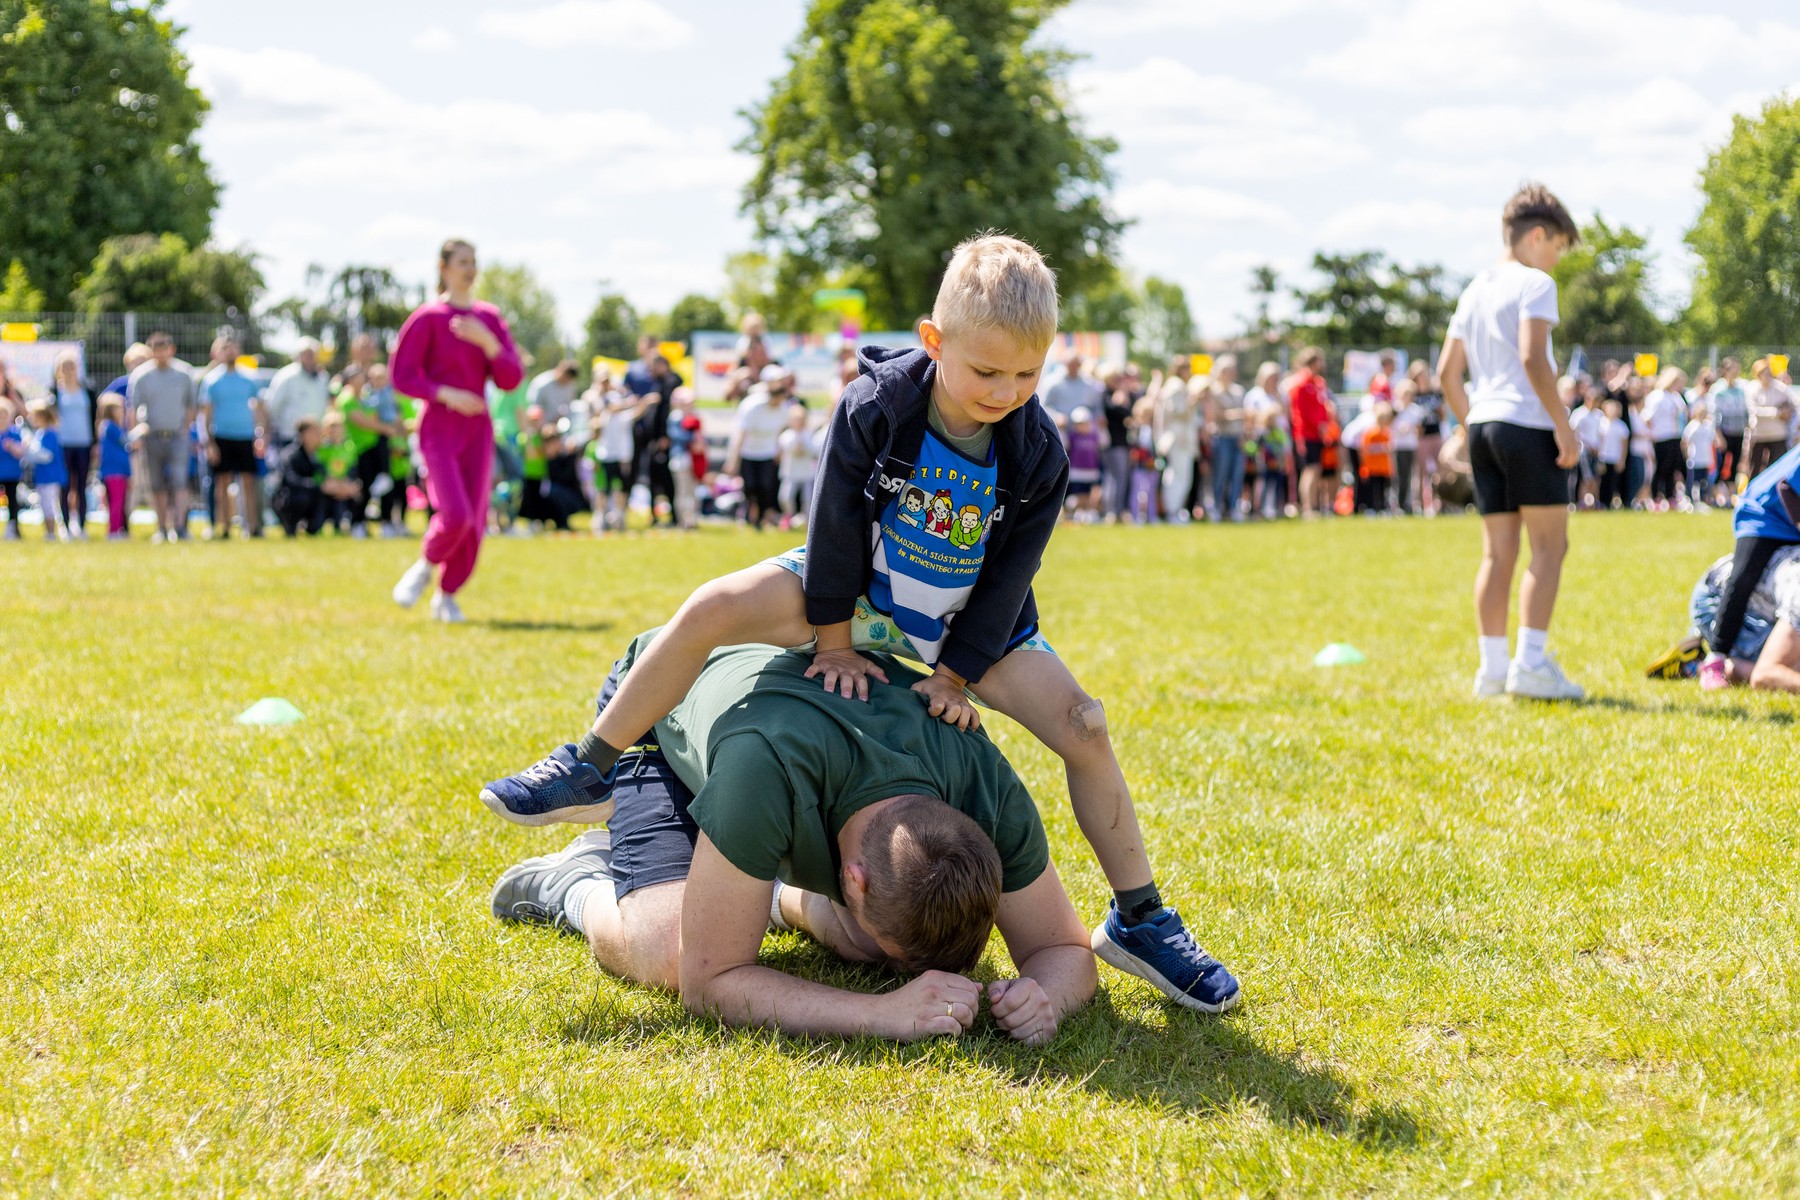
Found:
[1115,882,1163,925]
[575,731,623,775]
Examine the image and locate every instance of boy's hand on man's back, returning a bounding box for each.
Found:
[913,670,980,732]
[803,648,888,701]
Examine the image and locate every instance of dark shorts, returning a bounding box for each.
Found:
[213,438,259,475]
[741,457,779,509]
[1299,439,1324,467]
[595,658,700,900]
[1468,421,1571,515]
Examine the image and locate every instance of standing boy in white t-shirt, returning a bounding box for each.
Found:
[1436,184,1584,701]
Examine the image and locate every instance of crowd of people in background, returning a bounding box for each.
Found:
[2,332,1793,542]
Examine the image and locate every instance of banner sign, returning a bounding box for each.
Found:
[0,340,85,400]
[1342,349,1407,395]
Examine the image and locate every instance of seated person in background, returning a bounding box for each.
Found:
[519,425,586,531]
[490,630,1096,1044]
[272,416,326,537]
[1651,546,1800,693]
[1433,424,1475,510]
[315,412,364,533]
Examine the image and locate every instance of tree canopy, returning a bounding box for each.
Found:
[582,292,640,363]
[1551,216,1665,346]
[0,0,218,307]
[71,233,262,319]
[266,265,419,359]
[1291,251,1462,348]
[1685,94,1800,345]
[477,262,564,371]
[740,0,1123,331]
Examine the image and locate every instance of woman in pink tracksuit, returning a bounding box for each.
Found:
[388,238,524,622]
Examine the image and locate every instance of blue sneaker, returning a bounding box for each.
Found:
[1092,902,1241,1013]
[480,744,616,827]
[490,830,613,929]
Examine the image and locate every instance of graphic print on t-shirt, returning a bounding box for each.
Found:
[867,430,1000,666]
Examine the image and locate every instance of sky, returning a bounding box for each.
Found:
[168,0,1800,345]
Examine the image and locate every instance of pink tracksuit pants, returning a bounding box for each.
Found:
[419,406,494,595]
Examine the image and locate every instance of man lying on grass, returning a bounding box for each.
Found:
[489,630,1098,1044]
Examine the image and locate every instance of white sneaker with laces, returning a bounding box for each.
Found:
[392,558,433,609]
[1506,656,1585,701]
[1472,672,1507,699]
[431,590,465,623]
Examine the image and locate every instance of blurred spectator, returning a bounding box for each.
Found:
[1389,378,1423,514]
[1287,347,1334,517]
[97,395,132,539]
[528,359,580,424]
[668,387,703,531]
[1408,361,1446,515]
[1683,400,1721,508]
[198,334,268,539]
[1644,367,1689,508]
[265,338,331,447]
[1044,354,1104,426]
[1205,355,1246,522]
[1709,357,1749,485]
[272,416,326,536]
[727,364,788,530]
[0,395,22,539]
[1154,356,1198,524]
[1064,406,1102,520]
[1745,357,1794,479]
[129,330,198,542]
[776,402,818,532]
[50,350,97,538]
[1101,370,1134,521]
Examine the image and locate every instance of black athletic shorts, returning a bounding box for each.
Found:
[212,437,260,475]
[1468,421,1571,514]
[594,657,700,900]
[1298,439,1324,467]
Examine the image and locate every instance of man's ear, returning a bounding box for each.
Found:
[919,319,944,361]
[842,861,870,902]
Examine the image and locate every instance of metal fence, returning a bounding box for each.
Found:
[0,312,240,392]
[1216,343,1800,394]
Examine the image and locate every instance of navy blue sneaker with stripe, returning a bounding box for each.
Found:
[480,744,617,827]
[1092,902,1241,1013]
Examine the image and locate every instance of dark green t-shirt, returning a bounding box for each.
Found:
[616,632,1048,903]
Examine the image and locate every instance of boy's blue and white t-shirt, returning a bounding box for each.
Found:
[867,428,1001,666]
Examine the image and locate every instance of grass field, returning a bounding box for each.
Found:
[5,512,1799,1197]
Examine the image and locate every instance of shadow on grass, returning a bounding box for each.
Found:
[1585,693,1796,723]
[480,618,616,634]
[555,937,1426,1152]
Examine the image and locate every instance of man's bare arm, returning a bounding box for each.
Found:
[679,835,977,1041]
[989,863,1097,1045]
[1436,337,1469,425]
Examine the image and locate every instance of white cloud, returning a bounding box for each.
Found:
[410,26,457,54]
[1074,57,1369,180]
[1057,0,1351,35]
[1115,180,1296,229]
[476,0,693,51]
[1313,0,1800,91]
[1315,200,1492,249]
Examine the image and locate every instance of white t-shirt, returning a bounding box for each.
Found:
[1683,419,1718,469]
[777,426,817,481]
[1448,261,1561,430]
[1389,403,1422,451]
[1599,418,1630,465]
[599,396,637,462]
[1643,388,1688,441]
[735,389,787,461]
[1571,405,1607,454]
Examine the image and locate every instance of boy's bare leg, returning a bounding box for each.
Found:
[1476,513,1522,636]
[968,650,1153,893]
[1517,505,1569,632]
[587,563,817,757]
[585,880,685,990]
[1750,620,1800,693]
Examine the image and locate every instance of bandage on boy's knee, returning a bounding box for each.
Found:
[1069,698,1107,741]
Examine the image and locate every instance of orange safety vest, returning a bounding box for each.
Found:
[1360,427,1394,479]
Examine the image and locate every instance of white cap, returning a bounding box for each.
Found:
[295,337,322,354]
[1070,406,1092,423]
[760,364,787,384]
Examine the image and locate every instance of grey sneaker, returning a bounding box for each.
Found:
[491,830,613,929]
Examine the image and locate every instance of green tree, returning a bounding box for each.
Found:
[0,260,46,312]
[1293,251,1395,345]
[722,251,777,325]
[71,233,262,318]
[1389,263,1463,349]
[0,0,218,307]
[582,291,640,362]
[741,0,1124,330]
[1686,94,1800,344]
[1132,276,1198,366]
[476,262,563,370]
[663,293,730,344]
[1061,261,1136,337]
[266,264,418,360]
[1551,216,1665,346]
[1245,264,1283,342]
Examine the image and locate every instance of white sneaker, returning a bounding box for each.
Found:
[392,559,433,609]
[351,525,368,540]
[1506,657,1586,702]
[430,590,465,623]
[1472,673,1507,699]
[149,530,165,545]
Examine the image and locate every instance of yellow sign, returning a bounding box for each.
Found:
[235,355,259,371]
[590,355,631,382]
[1634,353,1658,377]
[1189,354,1214,377]
[1771,354,1790,377]
[0,322,39,343]
[658,341,686,365]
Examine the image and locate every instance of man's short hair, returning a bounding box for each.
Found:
[1502,182,1579,248]
[294,416,320,435]
[932,233,1059,350]
[148,331,173,348]
[859,795,1003,974]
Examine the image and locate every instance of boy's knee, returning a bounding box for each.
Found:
[1069,697,1108,743]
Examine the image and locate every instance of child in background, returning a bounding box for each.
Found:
[0,398,22,540]
[1065,406,1103,521]
[315,411,363,533]
[1127,394,1160,523]
[668,388,703,531]
[25,401,68,542]
[1256,409,1293,518]
[776,402,818,532]
[1682,401,1720,510]
[516,404,547,533]
[97,396,133,539]
[384,393,417,536]
[1358,403,1396,514]
[1598,398,1630,509]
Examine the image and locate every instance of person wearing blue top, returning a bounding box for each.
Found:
[0,399,23,539]
[199,335,268,539]
[24,400,68,541]
[96,394,133,538]
[1700,441,1800,689]
[51,351,97,537]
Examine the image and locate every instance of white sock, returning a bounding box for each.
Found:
[1478,636,1510,679]
[1702,651,1725,664]
[1516,627,1550,670]
[768,880,792,931]
[563,877,606,936]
